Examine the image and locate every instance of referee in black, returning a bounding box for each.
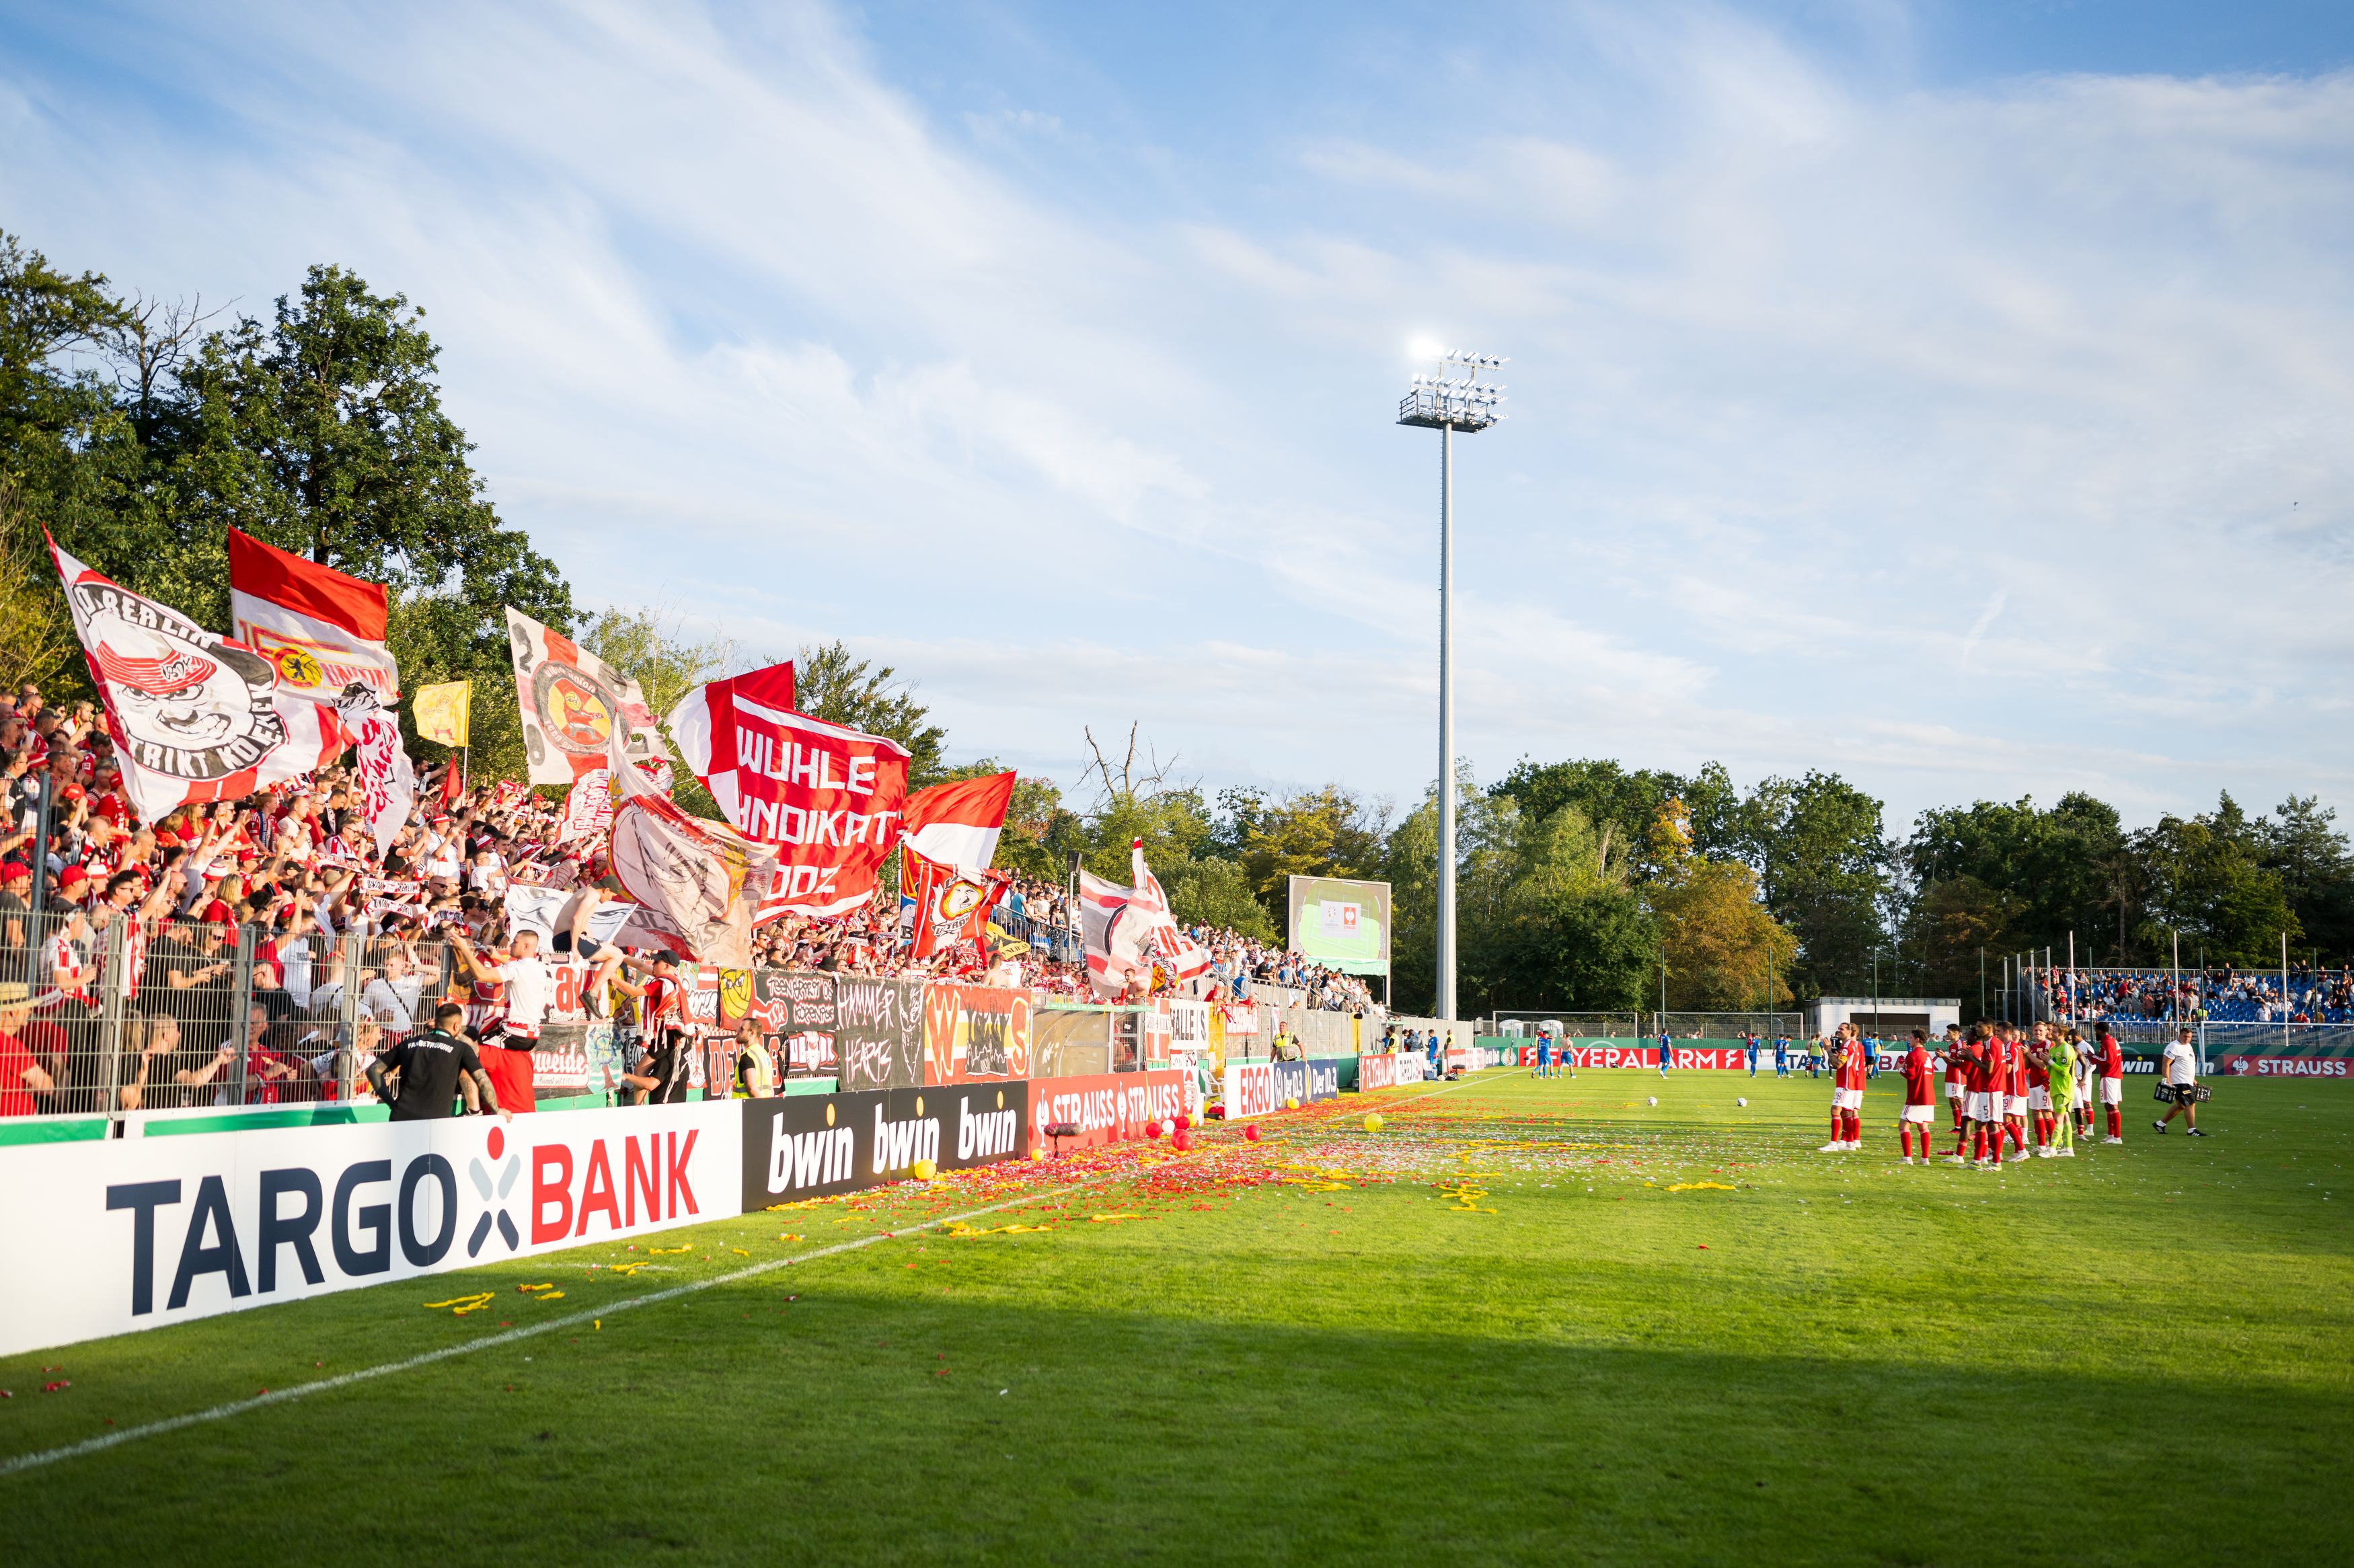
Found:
[365,1002,507,1121]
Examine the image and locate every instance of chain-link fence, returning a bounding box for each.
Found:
[0,909,465,1127]
[1488,1010,1802,1039]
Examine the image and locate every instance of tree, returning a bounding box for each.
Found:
[1737,771,1893,999]
[1234,783,1388,921]
[0,477,81,697]
[1901,792,2125,965]
[794,640,947,786]
[1492,758,1741,881]
[2258,795,2354,959]
[1387,770,1656,1015]
[2135,793,2301,964]
[1650,858,1798,1011]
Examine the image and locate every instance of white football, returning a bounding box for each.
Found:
[1737,1097,1748,1107]
[1647,1096,1659,1107]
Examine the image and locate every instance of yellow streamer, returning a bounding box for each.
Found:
[1663,1181,1739,1193]
[423,1292,495,1312]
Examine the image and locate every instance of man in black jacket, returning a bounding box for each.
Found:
[365,1003,506,1122]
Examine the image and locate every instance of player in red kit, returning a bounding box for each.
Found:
[1952,1025,2002,1167]
[1820,1023,1866,1151]
[2096,1028,2125,1142]
[1940,1024,1966,1132]
[1898,1029,1938,1163]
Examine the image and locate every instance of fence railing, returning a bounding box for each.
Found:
[1488,1010,1804,1039]
[1,909,460,1126]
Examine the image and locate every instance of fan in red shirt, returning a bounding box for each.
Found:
[1819,1023,1867,1152]
[1897,1029,1938,1163]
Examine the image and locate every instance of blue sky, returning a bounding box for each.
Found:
[4,1,2353,837]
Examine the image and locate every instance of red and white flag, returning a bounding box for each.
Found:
[557,771,614,845]
[1077,839,1213,996]
[666,671,907,920]
[50,536,350,826]
[227,526,401,708]
[347,703,416,861]
[506,606,667,785]
[604,734,780,969]
[901,771,1016,873]
[903,845,1010,962]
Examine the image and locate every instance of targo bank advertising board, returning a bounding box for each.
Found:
[0,1101,742,1358]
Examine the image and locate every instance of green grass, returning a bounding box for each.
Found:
[6,1068,2351,1566]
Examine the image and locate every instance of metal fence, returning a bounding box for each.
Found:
[1488,1010,1802,1039]
[1,908,461,1126]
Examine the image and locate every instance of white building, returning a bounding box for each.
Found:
[1804,996,1961,1040]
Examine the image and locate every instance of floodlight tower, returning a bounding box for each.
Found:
[1397,348,1507,1025]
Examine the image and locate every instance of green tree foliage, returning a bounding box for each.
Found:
[1387,770,1657,1015]
[1493,758,1741,880]
[2134,793,2302,964]
[1739,771,1894,999]
[2256,796,2354,959]
[1902,793,2125,965]
[0,237,572,779]
[1651,857,1798,1011]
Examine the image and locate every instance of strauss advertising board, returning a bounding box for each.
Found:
[0,1100,741,1357]
[742,1084,1030,1208]
[1028,1070,1191,1152]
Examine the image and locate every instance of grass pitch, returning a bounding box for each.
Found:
[6,1067,2350,1566]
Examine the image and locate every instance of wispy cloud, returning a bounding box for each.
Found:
[1,1,2350,827]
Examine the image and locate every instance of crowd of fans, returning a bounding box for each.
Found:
[2041,967,2354,1025]
[0,678,1385,1119]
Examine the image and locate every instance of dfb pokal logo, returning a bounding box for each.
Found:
[467,1125,523,1257]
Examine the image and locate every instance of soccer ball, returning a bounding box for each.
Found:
[1363,1113,1385,1134]
[1647,1096,1658,1107]
[1737,1097,1748,1107]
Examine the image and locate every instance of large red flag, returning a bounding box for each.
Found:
[227,526,400,707]
[605,734,780,968]
[51,536,350,824]
[903,845,1010,961]
[666,673,907,920]
[901,771,1016,873]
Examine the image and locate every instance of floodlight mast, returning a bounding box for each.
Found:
[1397,348,1507,1026]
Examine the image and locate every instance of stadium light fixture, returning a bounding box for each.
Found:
[1397,346,1508,1024]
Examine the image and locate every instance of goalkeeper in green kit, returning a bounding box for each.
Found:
[2043,1029,2078,1157]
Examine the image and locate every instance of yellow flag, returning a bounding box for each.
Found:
[412,680,471,748]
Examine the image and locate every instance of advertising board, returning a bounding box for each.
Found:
[0,1099,741,1357]
[742,1083,1029,1210]
[1027,1070,1191,1152]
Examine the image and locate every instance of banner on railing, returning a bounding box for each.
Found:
[0,1099,740,1357]
[923,984,1032,1085]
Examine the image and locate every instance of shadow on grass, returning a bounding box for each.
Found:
[15,1284,2347,1568]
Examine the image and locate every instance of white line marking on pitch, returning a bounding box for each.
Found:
[0,1177,1104,1477]
[0,1069,1498,1476]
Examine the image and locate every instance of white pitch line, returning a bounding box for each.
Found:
[0,1175,1108,1477]
[0,1068,1504,1477]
